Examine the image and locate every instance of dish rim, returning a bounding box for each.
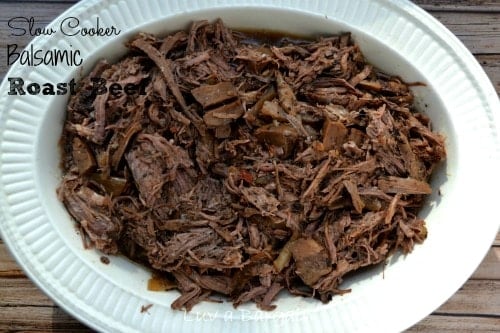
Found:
[0,1,499,332]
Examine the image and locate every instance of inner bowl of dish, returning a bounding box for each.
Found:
[36,3,454,318]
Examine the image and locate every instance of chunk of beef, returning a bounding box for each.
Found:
[59,183,121,254]
[192,82,239,108]
[72,137,96,175]
[290,238,332,286]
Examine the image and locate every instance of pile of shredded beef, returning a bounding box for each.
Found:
[58,19,446,311]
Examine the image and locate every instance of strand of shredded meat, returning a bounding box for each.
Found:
[58,19,446,311]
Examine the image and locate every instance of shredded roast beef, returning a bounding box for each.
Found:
[58,19,446,311]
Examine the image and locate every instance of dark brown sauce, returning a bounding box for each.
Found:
[236,28,316,46]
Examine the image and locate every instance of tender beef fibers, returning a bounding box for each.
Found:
[58,19,446,311]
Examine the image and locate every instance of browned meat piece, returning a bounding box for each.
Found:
[343,179,365,214]
[89,174,127,197]
[150,228,218,270]
[276,71,297,115]
[191,82,239,108]
[349,65,372,87]
[190,270,233,295]
[170,270,203,311]
[260,100,288,122]
[109,118,142,170]
[241,186,280,214]
[155,219,210,231]
[191,82,244,139]
[378,176,432,195]
[234,286,268,307]
[259,282,283,311]
[159,30,188,55]
[130,36,187,111]
[348,128,366,146]
[202,100,244,127]
[58,19,446,312]
[322,119,348,151]
[385,193,402,225]
[302,156,331,199]
[60,183,121,254]
[255,124,299,157]
[358,77,410,95]
[125,133,196,210]
[398,132,426,180]
[244,85,276,124]
[236,46,276,73]
[290,238,332,286]
[72,137,96,175]
[125,140,165,208]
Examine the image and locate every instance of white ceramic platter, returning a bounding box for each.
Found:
[1,0,499,332]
